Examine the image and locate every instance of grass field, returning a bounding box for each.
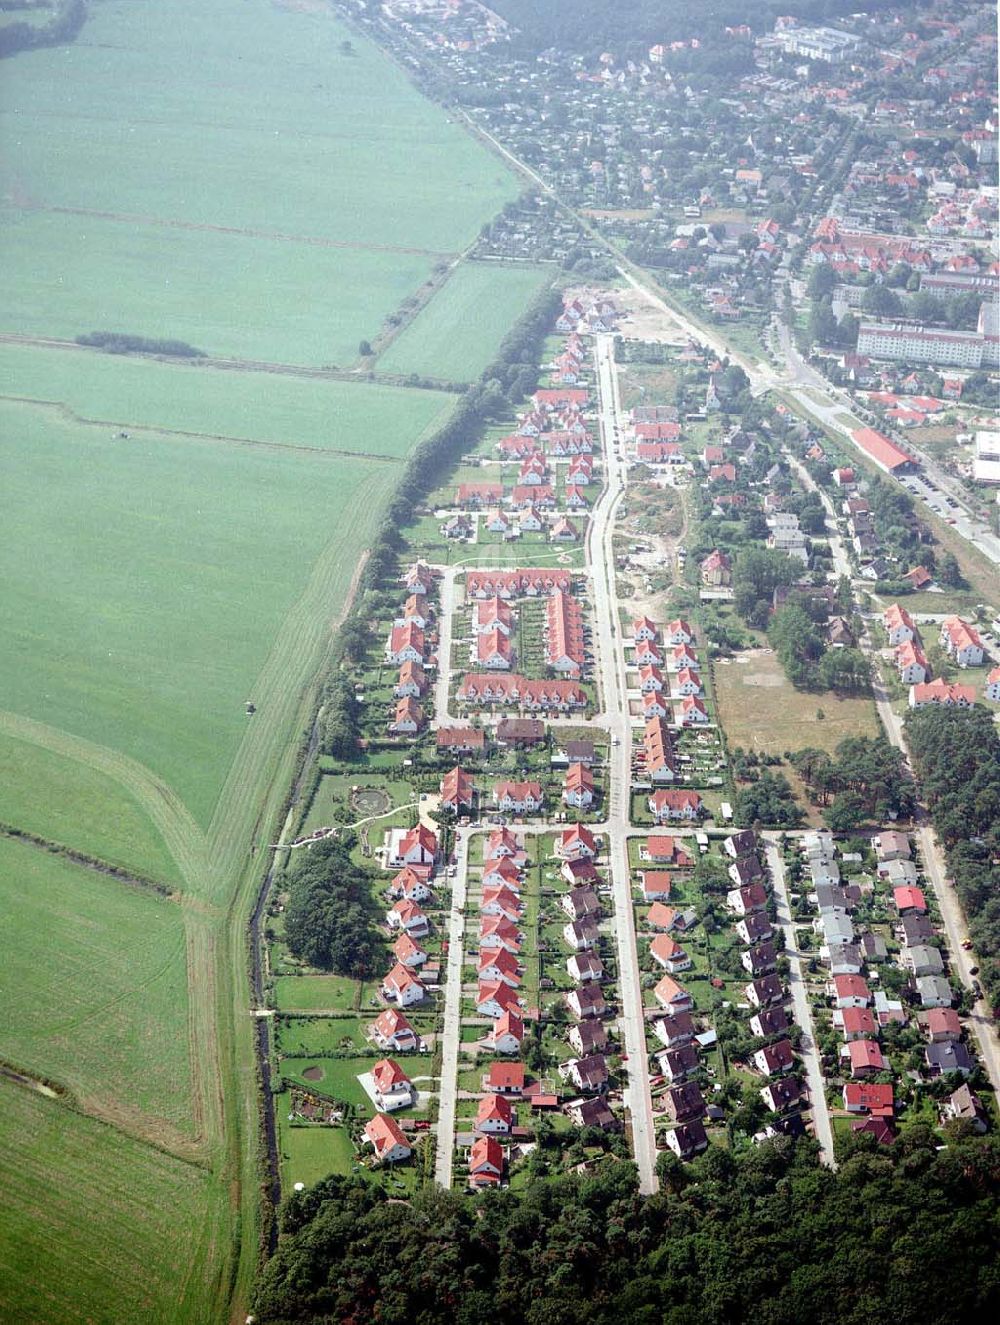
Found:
[378,261,553,382]
[277,1106,357,1189]
[0,727,182,886]
[0,1078,224,1325]
[0,208,437,366]
[279,1057,380,1109]
[713,650,880,755]
[274,975,363,1014]
[0,836,193,1132]
[0,0,516,360]
[0,400,403,831]
[0,342,455,459]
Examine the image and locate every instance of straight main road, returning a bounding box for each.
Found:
[590,332,658,1195]
[433,824,471,1187]
[763,836,835,1167]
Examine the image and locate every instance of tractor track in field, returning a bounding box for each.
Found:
[16,202,457,259]
[0,710,212,898]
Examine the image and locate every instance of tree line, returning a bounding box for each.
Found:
[905,706,1000,1016]
[319,283,563,759]
[254,1130,1000,1323]
[76,331,206,358]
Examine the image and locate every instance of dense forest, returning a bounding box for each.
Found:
[254,1131,1000,1323]
[489,0,899,57]
[905,706,1000,1016]
[283,835,385,978]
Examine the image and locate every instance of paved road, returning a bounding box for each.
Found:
[433,826,471,1187]
[763,837,835,1167]
[915,821,1000,1095]
[431,565,459,729]
[850,621,1000,1097]
[772,318,1000,567]
[591,333,658,1194]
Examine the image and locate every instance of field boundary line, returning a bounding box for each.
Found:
[0,821,178,899]
[0,392,405,463]
[0,709,213,898]
[27,203,458,258]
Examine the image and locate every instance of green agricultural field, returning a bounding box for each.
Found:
[0,0,537,1317]
[0,0,517,360]
[0,399,401,833]
[378,261,553,382]
[0,1078,226,1325]
[0,342,455,459]
[0,836,193,1130]
[0,209,437,366]
[0,727,182,886]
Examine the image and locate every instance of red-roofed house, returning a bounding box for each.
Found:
[563,762,595,809]
[476,1093,514,1134]
[371,1058,413,1110]
[648,789,703,822]
[364,1113,412,1164]
[843,1082,894,1117]
[487,1010,524,1054]
[370,1008,418,1053]
[893,886,927,916]
[381,963,425,1008]
[848,1039,888,1077]
[468,1136,504,1188]
[440,766,476,812]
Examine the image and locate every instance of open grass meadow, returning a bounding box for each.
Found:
[0,0,517,361]
[378,261,554,382]
[0,1078,227,1325]
[713,650,880,756]
[0,399,402,829]
[0,342,456,459]
[277,1106,357,1190]
[0,836,194,1132]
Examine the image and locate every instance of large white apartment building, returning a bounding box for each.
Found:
[857,321,988,369]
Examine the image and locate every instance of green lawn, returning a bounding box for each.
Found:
[0,836,193,1130]
[0,342,455,459]
[279,1057,381,1110]
[0,400,400,829]
[0,0,518,359]
[275,1017,369,1057]
[0,1079,226,1325]
[274,975,363,1014]
[378,261,553,382]
[277,1108,358,1190]
[0,727,182,886]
